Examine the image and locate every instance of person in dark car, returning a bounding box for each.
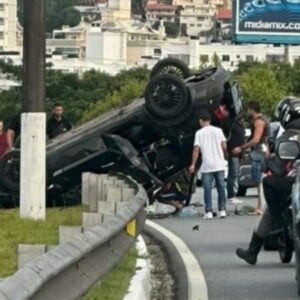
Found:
[227,116,245,204]
[233,101,270,215]
[47,103,72,140]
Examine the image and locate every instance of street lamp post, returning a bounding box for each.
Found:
[20,0,46,220]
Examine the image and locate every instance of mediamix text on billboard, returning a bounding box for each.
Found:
[233,0,300,44]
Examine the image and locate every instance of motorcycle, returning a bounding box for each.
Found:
[262,138,300,264]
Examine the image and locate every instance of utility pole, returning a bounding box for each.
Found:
[20,0,46,220]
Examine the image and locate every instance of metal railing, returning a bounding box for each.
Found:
[0,174,147,300]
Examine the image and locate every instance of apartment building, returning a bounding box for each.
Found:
[0,0,17,51]
[146,1,179,24]
[46,22,87,58]
[180,2,216,36]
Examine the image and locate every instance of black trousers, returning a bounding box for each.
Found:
[263,175,294,222]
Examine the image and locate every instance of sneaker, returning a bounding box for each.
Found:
[203,212,213,220]
[219,210,227,218]
[228,197,243,205]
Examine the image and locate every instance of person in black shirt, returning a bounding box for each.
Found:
[47,103,72,140]
[227,117,245,204]
[7,113,21,149]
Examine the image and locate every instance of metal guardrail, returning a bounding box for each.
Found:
[0,175,147,300]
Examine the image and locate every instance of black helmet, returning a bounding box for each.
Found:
[275,96,300,129]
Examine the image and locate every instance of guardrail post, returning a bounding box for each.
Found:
[59,226,83,244]
[82,213,103,228]
[18,244,47,269]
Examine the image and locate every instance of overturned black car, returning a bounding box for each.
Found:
[0,58,242,204]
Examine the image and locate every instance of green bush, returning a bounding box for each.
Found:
[81,79,147,123]
[0,62,149,126]
[238,65,287,117]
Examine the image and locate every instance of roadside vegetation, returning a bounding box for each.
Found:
[83,247,138,300]
[0,59,299,125]
[0,60,150,125]
[0,206,85,277]
[0,207,138,299]
[232,60,300,117]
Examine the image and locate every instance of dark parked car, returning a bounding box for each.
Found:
[0,58,243,204]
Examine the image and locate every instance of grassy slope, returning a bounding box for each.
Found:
[83,247,138,300]
[0,206,85,277]
[0,207,138,300]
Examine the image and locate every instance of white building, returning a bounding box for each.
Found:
[86,20,161,65]
[86,26,127,64]
[0,0,17,51]
[46,22,87,58]
[179,2,216,36]
[101,0,131,22]
[160,40,300,71]
[146,1,179,24]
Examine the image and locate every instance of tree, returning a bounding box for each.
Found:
[152,21,180,38]
[81,78,147,123]
[239,65,287,117]
[0,59,150,126]
[211,52,221,67]
[18,0,81,33]
[0,89,21,125]
[200,55,209,69]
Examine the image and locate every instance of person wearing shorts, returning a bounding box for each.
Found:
[233,101,270,215]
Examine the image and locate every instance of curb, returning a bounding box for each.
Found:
[146,220,208,300]
[123,235,151,300]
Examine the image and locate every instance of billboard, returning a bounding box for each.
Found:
[233,0,300,44]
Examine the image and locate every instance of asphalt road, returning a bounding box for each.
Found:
[154,189,299,300]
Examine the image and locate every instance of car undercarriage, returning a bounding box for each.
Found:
[0,58,243,205]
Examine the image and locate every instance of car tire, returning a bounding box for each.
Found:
[278,232,294,263]
[0,150,20,193]
[237,186,247,197]
[150,58,192,79]
[145,74,191,120]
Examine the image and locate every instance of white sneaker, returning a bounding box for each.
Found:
[219,210,227,218]
[203,212,213,220]
[228,197,243,205]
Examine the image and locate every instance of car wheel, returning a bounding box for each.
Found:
[145,74,190,120]
[150,58,192,79]
[278,232,294,263]
[0,150,20,193]
[237,186,247,197]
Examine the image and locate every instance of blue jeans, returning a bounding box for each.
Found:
[227,157,240,199]
[202,171,226,213]
[251,160,263,184]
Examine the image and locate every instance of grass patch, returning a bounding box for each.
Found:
[83,247,138,300]
[0,206,86,277]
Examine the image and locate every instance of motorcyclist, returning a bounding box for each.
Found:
[236,96,300,265]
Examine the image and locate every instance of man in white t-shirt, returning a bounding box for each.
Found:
[189,111,228,219]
